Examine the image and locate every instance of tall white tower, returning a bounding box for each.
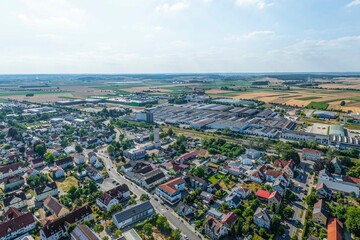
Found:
[154,127,160,148]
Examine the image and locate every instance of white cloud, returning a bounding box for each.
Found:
[16,0,88,30]
[346,0,360,7]
[156,1,190,13]
[226,31,276,40]
[235,0,273,9]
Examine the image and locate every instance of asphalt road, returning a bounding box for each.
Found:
[97,148,203,240]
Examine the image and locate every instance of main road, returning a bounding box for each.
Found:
[97,147,202,240]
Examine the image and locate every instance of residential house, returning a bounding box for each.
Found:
[221,212,238,229]
[96,184,130,211]
[312,199,328,225]
[85,166,103,181]
[30,158,46,169]
[207,183,222,193]
[112,201,154,229]
[316,183,332,199]
[235,187,252,199]
[40,205,93,240]
[34,182,59,202]
[273,160,294,179]
[327,218,343,240]
[204,216,228,240]
[332,158,342,175]
[0,162,26,180]
[0,208,36,240]
[93,160,103,169]
[73,153,85,165]
[210,154,227,164]
[184,175,208,190]
[176,202,194,218]
[156,177,185,205]
[250,169,265,183]
[4,175,24,192]
[303,148,323,161]
[52,166,65,179]
[253,207,273,229]
[268,191,282,207]
[88,152,97,164]
[225,192,242,208]
[200,191,214,205]
[256,189,271,202]
[140,169,166,190]
[272,180,287,196]
[44,196,69,217]
[70,224,101,240]
[55,157,73,169]
[2,192,27,211]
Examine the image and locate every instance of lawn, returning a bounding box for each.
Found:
[306,101,329,110]
[56,176,78,192]
[344,124,360,131]
[208,173,225,184]
[242,182,262,192]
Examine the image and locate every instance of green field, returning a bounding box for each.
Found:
[0,90,70,97]
[306,101,329,110]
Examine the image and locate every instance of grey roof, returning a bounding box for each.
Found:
[254,207,272,222]
[113,201,153,223]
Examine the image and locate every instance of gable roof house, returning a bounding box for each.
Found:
[85,166,103,181]
[268,191,282,207]
[0,208,36,240]
[40,205,93,240]
[253,207,273,229]
[112,201,154,229]
[327,218,343,240]
[0,162,27,180]
[204,216,229,240]
[55,157,73,169]
[30,157,46,169]
[225,192,242,209]
[316,183,332,199]
[4,175,25,192]
[2,192,27,211]
[34,182,59,202]
[96,184,130,211]
[44,196,70,218]
[313,199,328,225]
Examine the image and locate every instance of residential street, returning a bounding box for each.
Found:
[97,147,203,240]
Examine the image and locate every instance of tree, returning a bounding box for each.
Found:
[167,128,174,137]
[192,167,205,178]
[346,206,360,237]
[75,144,83,153]
[305,192,318,207]
[109,203,122,214]
[115,229,122,237]
[44,152,55,163]
[283,206,294,219]
[93,224,104,234]
[107,145,115,155]
[340,100,346,106]
[34,143,46,156]
[140,194,150,201]
[83,221,92,228]
[156,216,170,232]
[143,223,153,235]
[171,229,181,240]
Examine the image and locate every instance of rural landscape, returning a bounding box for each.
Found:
[0,73,360,240]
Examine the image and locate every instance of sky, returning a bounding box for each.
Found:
[0,0,360,74]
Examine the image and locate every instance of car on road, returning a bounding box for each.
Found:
[183,235,189,240]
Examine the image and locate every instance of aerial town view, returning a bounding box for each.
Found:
[0,1,360,240]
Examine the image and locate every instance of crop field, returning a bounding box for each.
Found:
[306,102,329,110]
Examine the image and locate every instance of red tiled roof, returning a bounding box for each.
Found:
[158,177,185,195]
[221,212,238,226]
[327,218,343,240]
[342,175,360,185]
[256,190,271,199]
[303,148,322,154]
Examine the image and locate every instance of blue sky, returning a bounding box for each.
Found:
[0,0,359,73]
